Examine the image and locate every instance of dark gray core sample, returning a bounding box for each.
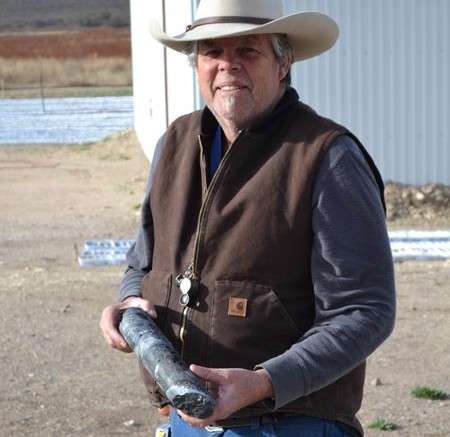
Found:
[119,307,216,419]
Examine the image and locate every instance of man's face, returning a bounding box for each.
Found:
[196,34,290,131]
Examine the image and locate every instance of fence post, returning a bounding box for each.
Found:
[40,60,46,113]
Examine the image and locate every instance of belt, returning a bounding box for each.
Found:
[214,412,293,428]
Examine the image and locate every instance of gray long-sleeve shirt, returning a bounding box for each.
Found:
[119,132,396,410]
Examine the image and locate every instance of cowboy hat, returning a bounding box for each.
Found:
[149,0,339,62]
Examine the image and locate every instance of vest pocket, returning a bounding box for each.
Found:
[140,270,172,329]
[207,280,300,369]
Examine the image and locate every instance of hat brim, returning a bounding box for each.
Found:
[149,12,339,62]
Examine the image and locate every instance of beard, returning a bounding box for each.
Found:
[214,93,255,130]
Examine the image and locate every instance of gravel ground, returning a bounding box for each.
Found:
[0,131,448,436]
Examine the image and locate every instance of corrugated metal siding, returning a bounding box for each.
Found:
[285,0,449,185]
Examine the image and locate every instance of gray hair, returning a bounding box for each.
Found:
[184,33,294,86]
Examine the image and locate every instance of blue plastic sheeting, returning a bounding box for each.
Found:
[0,96,133,145]
[78,239,134,266]
[388,230,450,261]
[78,232,450,266]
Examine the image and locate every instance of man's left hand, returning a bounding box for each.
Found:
[177,365,274,428]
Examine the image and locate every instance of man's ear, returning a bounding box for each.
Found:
[279,58,293,82]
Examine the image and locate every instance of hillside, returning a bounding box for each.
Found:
[0,0,130,32]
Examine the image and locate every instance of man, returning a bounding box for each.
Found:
[100,1,396,435]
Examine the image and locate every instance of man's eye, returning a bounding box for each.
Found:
[203,49,221,57]
[241,47,258,55]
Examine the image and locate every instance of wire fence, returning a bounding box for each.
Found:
[1,83,133,100]
[0,56,132,98]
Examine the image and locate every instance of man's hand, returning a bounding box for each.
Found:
[177,365,274,427]
[99,296,156,352]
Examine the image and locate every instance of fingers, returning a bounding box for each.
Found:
[99,297,157,352]
[99,304,132,352]
[177,409,213,428]
[132,297,158,319]
[157,405,171,417]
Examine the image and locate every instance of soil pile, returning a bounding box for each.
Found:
[385,182,450,227]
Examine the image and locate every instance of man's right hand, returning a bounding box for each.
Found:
[99,296,156,352]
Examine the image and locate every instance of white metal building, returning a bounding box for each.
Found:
[130,0,449,185]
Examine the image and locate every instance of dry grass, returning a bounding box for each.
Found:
[0,28,132,96]
[0,57,132,89]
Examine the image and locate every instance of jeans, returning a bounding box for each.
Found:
[169,410,352,437]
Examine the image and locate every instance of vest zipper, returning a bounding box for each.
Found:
[178,131,242,357]
[192,132,241,276]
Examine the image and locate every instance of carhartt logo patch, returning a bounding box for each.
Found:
[227,297,248,317]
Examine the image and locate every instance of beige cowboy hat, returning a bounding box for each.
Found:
[149,0,339,62]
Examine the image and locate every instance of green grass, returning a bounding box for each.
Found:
[368,418,397,431]
[411,386,448,400]
[71,142,95,151]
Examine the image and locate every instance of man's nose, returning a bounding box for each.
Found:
[217,53,240,71]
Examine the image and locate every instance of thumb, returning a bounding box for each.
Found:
[190,364,223,383]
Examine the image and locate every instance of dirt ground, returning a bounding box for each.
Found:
[0,28,131,58]
[0,131,449,436]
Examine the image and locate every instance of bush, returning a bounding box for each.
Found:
[411,386,448,400]
[368,418,397,431]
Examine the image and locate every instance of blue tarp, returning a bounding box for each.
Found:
[78,231,450,266]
